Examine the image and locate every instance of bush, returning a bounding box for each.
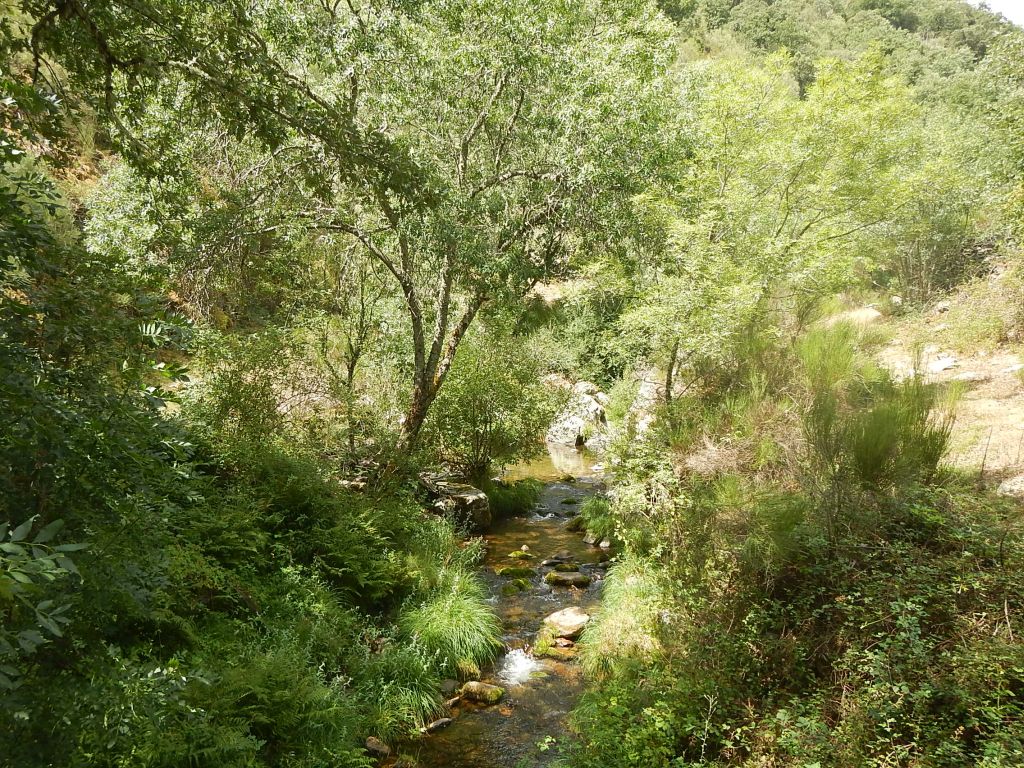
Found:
[568,325,1024,767]
[578,496,617,543]
[483,478,542,517]
[424,333,558,481]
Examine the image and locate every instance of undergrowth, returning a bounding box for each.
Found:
[568,325,1024,767]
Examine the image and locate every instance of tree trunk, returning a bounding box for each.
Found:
[399,375,436,449]
[664,337,680,406]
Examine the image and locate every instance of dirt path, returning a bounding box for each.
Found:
[876,341,1024,490]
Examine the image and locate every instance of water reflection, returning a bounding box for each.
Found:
[502,441,603,482]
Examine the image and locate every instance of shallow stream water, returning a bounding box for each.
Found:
[412,444,606,768]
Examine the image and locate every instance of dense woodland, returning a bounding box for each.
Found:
[3,0,1024,766]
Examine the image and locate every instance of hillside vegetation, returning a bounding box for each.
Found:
[2,1,1024,766]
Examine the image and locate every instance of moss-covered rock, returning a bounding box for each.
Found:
[500,578,531,596]
[535,643,577,661]
[495,565,534,578]
[460,681,505,704]
[544,571,591,588]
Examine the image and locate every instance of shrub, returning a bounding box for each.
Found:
[578,496,616,543]
[424,334,558,481]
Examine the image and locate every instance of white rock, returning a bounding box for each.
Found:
[998,475,1024,498]
[928,355,957,374]
[542,606,591,639]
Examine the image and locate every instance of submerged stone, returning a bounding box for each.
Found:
[535,644,577,661]
[495,565,534,578]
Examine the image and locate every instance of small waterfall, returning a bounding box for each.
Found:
[496,648,543,686]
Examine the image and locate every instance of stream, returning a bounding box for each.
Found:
[413,443,607,768]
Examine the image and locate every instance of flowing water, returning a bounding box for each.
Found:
[412,444,606,768]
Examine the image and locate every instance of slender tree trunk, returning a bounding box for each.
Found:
[398,293,487,451]
[664,337,680,406]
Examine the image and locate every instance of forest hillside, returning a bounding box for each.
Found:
[3,1,1024,767]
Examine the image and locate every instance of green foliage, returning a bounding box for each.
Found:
[425,334,558,480]
[4,0,1024,764]
[400,570,503,681]
[0,517,83,688]
[484,479,542,518]
[569,323,1024,767]
[578,497,617,544]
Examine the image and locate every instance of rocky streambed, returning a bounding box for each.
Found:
[411,447,607,768]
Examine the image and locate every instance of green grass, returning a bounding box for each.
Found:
[399,569,503,681]
[484,478,542,517]
[578,496,615,542]
[578,556,670,679]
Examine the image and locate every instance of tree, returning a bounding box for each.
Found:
[13,0,676,451]
[309,0,675,446]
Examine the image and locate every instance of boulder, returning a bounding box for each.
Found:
[928,354,957,374]
[629,371,663,436]
[998,475,1024,498]
[553,562,579,572]
[547,384,609,449]
[461,681,505,704]
[420,473,491,531]
[440,679,460,696]
[508,550,534,560]
[365,737,391,760]
[599,539,612,549]
[544,571,591,588]
[542,606,590,639]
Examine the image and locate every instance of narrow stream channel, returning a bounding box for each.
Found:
[413,444,607,768]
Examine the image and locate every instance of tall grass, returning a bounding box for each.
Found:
[578,496,616,542]
[578,556,670,679]
[484,478,541,517]
[360,643,442,741]
[400,569,503,680]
